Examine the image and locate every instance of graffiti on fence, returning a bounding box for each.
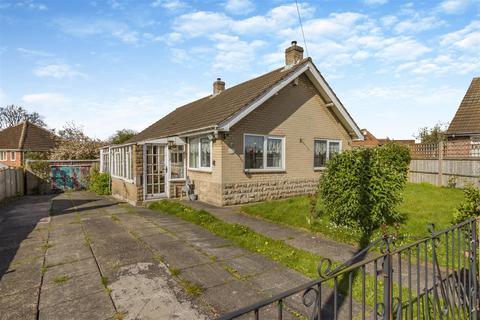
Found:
[51,165,90,190]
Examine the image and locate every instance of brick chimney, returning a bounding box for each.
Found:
[213,78,225,95]
[285,41,304,66]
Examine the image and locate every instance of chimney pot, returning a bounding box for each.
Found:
[285,40,304,66]
[213,78,225,95]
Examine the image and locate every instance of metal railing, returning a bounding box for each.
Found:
[219,218,479,319]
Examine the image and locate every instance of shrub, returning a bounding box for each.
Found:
[88,165,110,195]
[453,184,480,223]
[318,143,410,235]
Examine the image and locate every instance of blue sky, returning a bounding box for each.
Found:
[0,0,479,140]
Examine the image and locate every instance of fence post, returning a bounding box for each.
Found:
[383,238,393,320]
[438,140,444,186]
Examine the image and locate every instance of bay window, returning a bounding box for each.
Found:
[188,137,212,170]
[314,139,342,168]
[244,134,285,171]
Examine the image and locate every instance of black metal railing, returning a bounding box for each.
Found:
[219,218,479,320]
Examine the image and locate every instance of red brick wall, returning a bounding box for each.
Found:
[0,151,23,168]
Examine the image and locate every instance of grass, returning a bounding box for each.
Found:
[179,279,204,297]
[240,183,465,246]
[53,275,69,284]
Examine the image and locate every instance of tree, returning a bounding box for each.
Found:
[415,122,448,143]
[109,129,137,145]
[50,122,101,160]
[0,104,46,128]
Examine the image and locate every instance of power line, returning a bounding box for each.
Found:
[295,0,309,57]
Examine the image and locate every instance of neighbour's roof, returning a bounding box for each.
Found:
[128,59,312,143]
[352,129,380,147]
[0,121,58,151]
[447,77,480,136]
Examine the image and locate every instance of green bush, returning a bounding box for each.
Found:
[88,165,111,195]
[318,143,410,235]
[453,184,480,223]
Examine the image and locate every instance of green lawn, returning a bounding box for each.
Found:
[240,183,465,246]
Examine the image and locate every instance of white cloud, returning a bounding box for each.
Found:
[16,0,47,11]
[394,15,445,34]
[151,0,186,10]
[375,38,431,61]
[363,0,388,6]
[441,20,480,52]
[33,63,87,79]
[224,0,255,15]
[22,93,71,106]
[210,33,265,71]
[17,47,52,57]
[173,12,231,37]
[380,15,398,27]
[438,0,474,14]
[55,18,141,44]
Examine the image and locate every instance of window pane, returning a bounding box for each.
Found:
[245,135,264,169]
[329,141,340,159]
[267,138,282,168]
[189,138,199,168]
[171,147,185,179]
[314,140,327,168]
[200,138,211,168]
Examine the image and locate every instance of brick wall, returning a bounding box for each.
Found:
[0,151,23,168]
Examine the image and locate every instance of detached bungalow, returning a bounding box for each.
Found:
[101,41,363,206]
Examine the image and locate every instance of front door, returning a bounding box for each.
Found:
[145,144,166,199]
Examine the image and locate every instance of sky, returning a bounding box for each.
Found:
[0,0,479,140]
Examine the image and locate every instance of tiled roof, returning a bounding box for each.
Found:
[447,77,480,135]
[127,59,311,143]
[0,121,58,151]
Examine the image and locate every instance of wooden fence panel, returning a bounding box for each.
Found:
[0,168,24,201]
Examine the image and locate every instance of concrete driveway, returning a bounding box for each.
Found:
[0,192,314,320]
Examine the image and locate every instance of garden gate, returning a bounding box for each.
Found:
[220,218,479,320]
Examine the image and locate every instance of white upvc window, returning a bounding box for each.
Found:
[170,145,185,180]
[314,139,342,169]
[10,152,16,161]
[244,134,285,171]
[110,145,134,182]
[0,151,6,161]
[188,136,212,171]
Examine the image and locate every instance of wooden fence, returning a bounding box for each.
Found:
[408,140,480,187]
[0,168,24,202]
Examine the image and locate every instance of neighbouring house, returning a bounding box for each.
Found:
[352,129,414,148]
[101,41,363,206]
[446,77,480,140]
[444,77,480,157]
[0,121,58,168]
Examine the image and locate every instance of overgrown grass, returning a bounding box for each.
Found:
[241,183,465,246]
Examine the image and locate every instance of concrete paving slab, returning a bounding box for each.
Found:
[156,242,211,270]
[200,244,249,261]
[128,227,164,238]
[110,262,209,320]
[0,262,42,297]
[140,232,181,249]
[44,241,92,267]
[221,254,279,278]
[40,272,105,308]
[38,290,115,320]
[43,258,98,284]
[181,263,234,289]
[0,287,38,320]
[202,280,266,314]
